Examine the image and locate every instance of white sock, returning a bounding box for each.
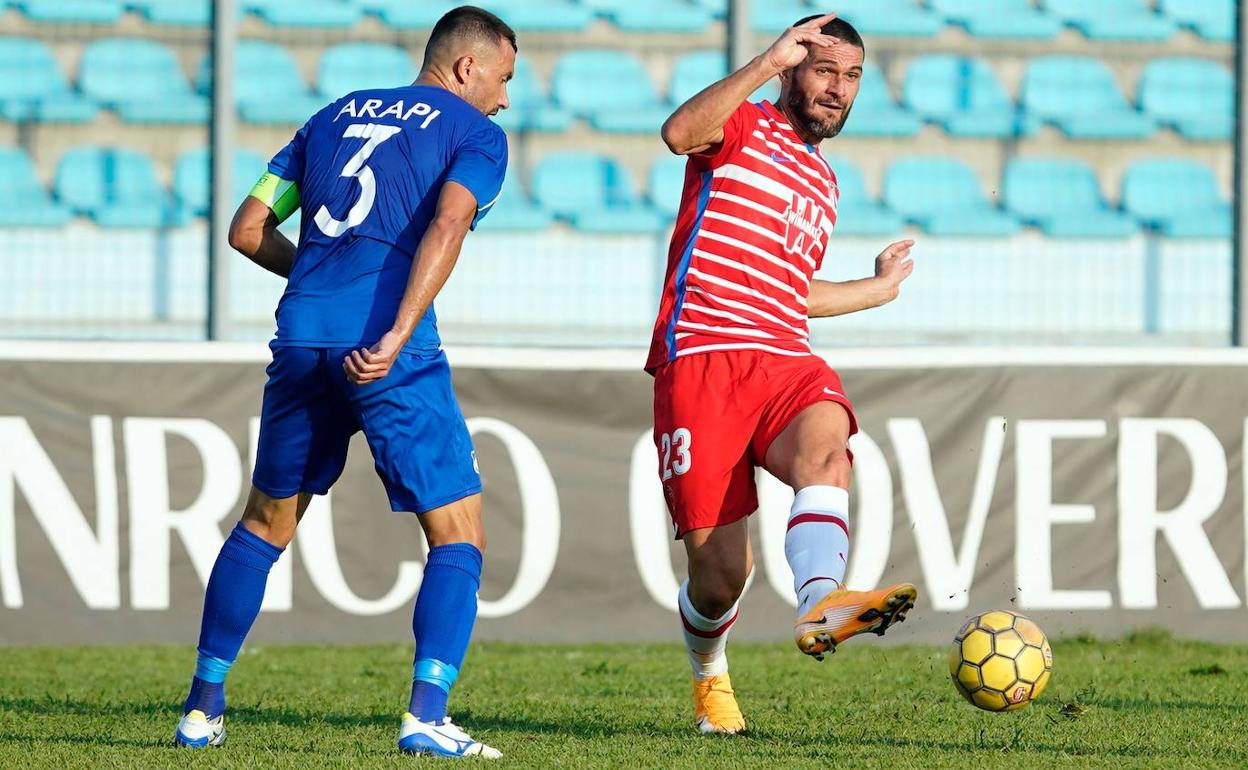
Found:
[785,485,851,616]
[677,579,739,680]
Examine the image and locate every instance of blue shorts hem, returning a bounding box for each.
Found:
[252,477,329,499]
[395,485,483,515]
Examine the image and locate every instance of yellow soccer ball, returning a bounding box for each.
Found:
[948,610,1053,711]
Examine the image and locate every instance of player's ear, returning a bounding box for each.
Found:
[453,55,475,84]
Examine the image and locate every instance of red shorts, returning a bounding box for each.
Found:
[652,349,857,539]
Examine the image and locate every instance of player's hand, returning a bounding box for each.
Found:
[343,330,406,385]
[761,13,842,73]
[874,239,915,302]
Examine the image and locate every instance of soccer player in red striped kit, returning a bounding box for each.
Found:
[648,13,919,734]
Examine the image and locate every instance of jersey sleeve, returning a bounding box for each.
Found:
[445,121,508,230]
[688,101,754,171]
[266,116,311,182]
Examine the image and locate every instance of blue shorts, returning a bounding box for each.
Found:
[252,345,481,513]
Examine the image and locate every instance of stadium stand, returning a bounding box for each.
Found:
[1004,158,1139,238]
[200,40,326,126]
[1043,0,1176,42]
[172,147,268,223]
[884,157,1021,237]
[902,55,1020,138]
[318,42,416,98]
[54,147,169,228]
[15,0,124,24]
[0,147,71,227]
[551,49,670,134]
[129,0,211,26]
[1122,159,1232,238]
[833,0,944,38]
[492,56,574,133]
[825,156,906,237]
[0,37,97,123]
[531,152,665,233]
[1021,56,1156,139]
[647,153,686,220]
[930,0,1061,39]
[1159,0,1234,42]
[839,61,922,138]
[80,38,209,124]
[1138,57,1233,141]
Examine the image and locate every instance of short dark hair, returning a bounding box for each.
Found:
[424,5,518,68]
[794,14,864,54]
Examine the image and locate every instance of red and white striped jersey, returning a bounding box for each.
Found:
[646,100,839,372]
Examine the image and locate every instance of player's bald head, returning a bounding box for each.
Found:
[422,5,517,70]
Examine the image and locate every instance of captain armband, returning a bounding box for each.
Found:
[248,172,301,224]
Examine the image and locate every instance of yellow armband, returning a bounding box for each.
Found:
[248,172,300,223]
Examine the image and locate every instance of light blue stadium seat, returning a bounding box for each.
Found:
[902,55,1020,138]
[601,0,712,33]
[1003,158,1138,238]
[884,157,1019,236]
[361,0,455,29]
[128,0,211,25]
[0,147,71,227]
[824,156,904,236]
[532,152,664,233]
[1139,58,1232,141]
[1122,159,1231,239]
[16,0,123,23]
[668,51,778,106]
[198,40,323,125]
[244,0,361,28]
[831,0,944,38]
[318,43,415,97]
[751,0,814,35]
[477,183,553,231]
[479,0,593,32]
[1159,0,1233,42]
[931,0,1061,39]
[648,154,687,219]
[80,38,208,123]
[839,61,921,138]
[54,147,170,228]
[551,50,669,134]
[1021,56,1154,139]
[1043,0,1175,41]
[172,148,268,223]
[0,37,97,123]
[491,56,572,133]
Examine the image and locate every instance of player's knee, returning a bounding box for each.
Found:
[688,564,747,618]
[794,446,851,487]
[241,497,298,548]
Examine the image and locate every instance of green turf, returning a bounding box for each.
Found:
[0,632,1245,769]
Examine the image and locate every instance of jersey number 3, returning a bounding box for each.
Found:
[660,428,692,480]
[314,123,402,238]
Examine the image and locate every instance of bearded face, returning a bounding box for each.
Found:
[780,42,864,141]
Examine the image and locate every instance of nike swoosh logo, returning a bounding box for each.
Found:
[770,151,793,164]
[824,387,844,397]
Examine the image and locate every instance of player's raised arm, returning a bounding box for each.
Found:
[661,13,841,155]
[807,239,915,317]
[343,180,478,384]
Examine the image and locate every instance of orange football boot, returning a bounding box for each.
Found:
[691,673,746,734]
[794,583,919,660]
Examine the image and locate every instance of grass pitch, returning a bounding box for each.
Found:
[0,632,1245,769]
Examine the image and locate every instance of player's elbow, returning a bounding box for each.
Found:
[661,115,697,156]
[227,219,261,257]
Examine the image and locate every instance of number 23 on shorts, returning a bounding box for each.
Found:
[660,427,692,480]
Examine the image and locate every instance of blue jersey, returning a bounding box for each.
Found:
[266,85,508,350]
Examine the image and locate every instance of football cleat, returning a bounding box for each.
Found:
[795,583,919,661]
[174,709,226,748]
[398,713,501,758]
[691,673,746,734]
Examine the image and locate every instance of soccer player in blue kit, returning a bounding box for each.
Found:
[173,7,514,758]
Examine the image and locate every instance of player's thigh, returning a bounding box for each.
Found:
[653,358,760,539]
[344,349,481,514]
[757,359,858,490]
[253,346,356,500]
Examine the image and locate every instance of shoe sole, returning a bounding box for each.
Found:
[174,727,226,749]
[796,584,918,661]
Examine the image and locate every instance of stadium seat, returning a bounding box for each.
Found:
[668,51,778,107]
[1021,57,1155,140]
[831,0,944,38]
[1122,159,1231,239]
[54,147,170,228]
[318,43,416,98]
[839,61,921,138]
[199,40,324,125]
[931,0,1061,39]
[1003,158,1138,238]
[0,147,71,227]
[824,156,904,236]
[1139,58,1233,141]
[883,157,1019,236]
[591,0,712,33]
[902,55,1020,138]
[244,0,361,28]
[1043,0,1175,42]
[128,0,211,26]
[490,56,572,133]
[478,0,594,32]
[750,0,812,35]
[1159,0,1233,42]
[15,0,123,23]
[477,183,553,231]
[79,38,208,124]
[551,50,669,134]
[532,152,664,233]
[360,0,456,29]
[0,37,98,123]
[648,154,687,219]
[172,148,269,222]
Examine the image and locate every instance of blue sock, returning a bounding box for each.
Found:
[408,543,482,722]
[183,523,283,717]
